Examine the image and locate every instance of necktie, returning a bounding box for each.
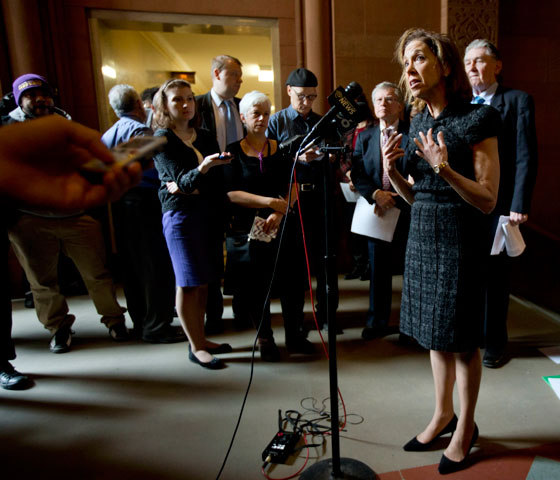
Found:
[473,95,485,104]
[225,100,239,147]
[381,127,392,190]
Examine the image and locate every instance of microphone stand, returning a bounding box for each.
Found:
[300,145,376,480]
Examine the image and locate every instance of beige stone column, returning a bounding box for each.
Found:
[303,0,333,115]
[441,0,500,54]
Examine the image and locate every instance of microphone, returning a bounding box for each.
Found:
[300,82,364,152]
[278,134,305,154]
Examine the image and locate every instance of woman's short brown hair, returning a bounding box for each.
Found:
[395,28,471,114]
[152,78,200,130]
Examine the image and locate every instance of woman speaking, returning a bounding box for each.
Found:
[383,29,500,474]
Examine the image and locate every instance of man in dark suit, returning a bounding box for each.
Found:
[351,82,410,340]
[464,39,538,368]
[196,55,244,150]
[196,55,244,334]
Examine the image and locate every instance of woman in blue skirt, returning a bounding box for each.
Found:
[153,79,231,369]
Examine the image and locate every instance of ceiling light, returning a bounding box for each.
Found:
[102,65,117,79]
[258,66,273,82]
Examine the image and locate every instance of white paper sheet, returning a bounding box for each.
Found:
[350,195,400,242]
[491,215,526,257]
[340,183,361,203]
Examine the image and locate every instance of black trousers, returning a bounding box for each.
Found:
[238,287,306,342]
[484,252,512,354]
[366,238,393,329]
[298,189,339,322]
[343,199,368,270]
[113,187,176,338]
[226,213,307,342]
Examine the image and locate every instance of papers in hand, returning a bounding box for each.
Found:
[340,182,361,203]
[351,196,400,242]
[249,216,278,243]
[490,215,526,257]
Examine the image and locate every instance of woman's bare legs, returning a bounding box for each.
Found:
[414,348,481,461]
[416,350,457,444]
[176,285,217,363]
[444,349,481,461]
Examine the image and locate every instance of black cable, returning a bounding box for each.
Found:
[215,148,305,480]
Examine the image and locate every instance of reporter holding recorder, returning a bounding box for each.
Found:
[223,91,314,362]
[152,78,232,370]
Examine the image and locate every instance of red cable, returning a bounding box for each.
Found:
[293,172,348,430]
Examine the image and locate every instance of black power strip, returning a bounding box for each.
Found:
[261,430,301,464]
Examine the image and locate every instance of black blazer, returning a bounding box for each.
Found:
[195,91,242,140]
[350,124,410,212]
[490,85,538,215]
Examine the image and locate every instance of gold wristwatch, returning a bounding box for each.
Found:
[433,161,448,174]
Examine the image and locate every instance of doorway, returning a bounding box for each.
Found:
[89,10,280,131]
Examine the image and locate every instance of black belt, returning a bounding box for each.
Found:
[299,183,315,192]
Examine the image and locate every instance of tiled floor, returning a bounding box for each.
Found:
[378,442,560,479]
[2,276,560,479]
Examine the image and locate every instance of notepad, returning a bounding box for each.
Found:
[248,216,278,243]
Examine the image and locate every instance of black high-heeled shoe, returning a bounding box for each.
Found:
[188,345,224,370]
[403,414,458,452]
[438,424,479,475]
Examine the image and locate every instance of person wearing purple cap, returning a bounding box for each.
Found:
[6,73,129,356]
[2,74,60,124]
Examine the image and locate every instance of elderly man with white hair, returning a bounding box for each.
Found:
[464,39,538,369]
[102,84,185,345]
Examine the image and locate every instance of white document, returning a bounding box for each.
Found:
[490,215,526,257]
[350,195,400,242]
[340,183,361,203]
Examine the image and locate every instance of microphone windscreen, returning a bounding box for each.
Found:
[344,82,363,100]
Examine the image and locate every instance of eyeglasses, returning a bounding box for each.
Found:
[291,90,317,102]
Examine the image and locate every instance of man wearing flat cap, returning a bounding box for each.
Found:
[267,68,321,157]
[267,68,340,333]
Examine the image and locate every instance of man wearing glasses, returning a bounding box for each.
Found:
[267,68,340,335]
[267,68,320,160]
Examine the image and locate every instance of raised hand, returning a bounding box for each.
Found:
[413,128,447,170]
